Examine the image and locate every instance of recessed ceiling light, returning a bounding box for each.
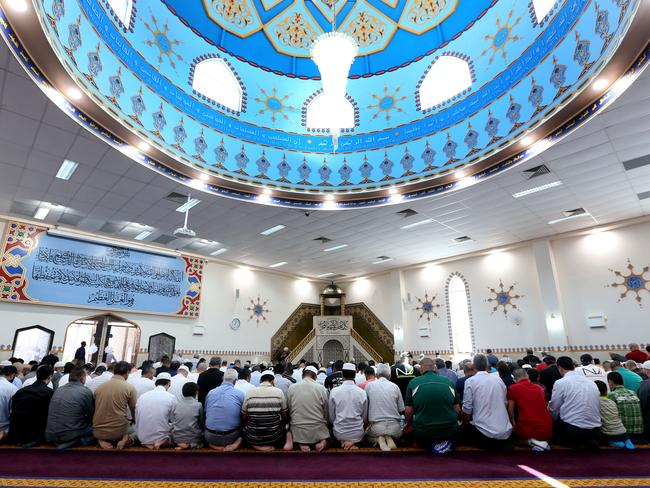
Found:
[317,272,335,278]
[593,78,609,91]
[257,193,271,204]
[176,198,201,213]
[199,239,219,245]
[55,159,79,180]
[324,194,334,201]
[7,0,28,13]
[388,187,398,195]
[33,207,50,220]
[401,218,433,230]
[269,261,288,268]
[210,248,228,256]
[261,224,286,236]
[372,257,393,264]
[512,181,563,198]
[456,176,476,189]
[199,173,210,181]
[548,212,591,225]
[263,188,273,195]
[521,136,534,146]
[454,171,466,179]
[324,244,348,252]
[134,230,153,240]
[138,141,150,151]
[67,88,82,100]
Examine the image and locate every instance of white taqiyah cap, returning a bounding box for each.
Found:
[305,365,318,375]
[342,362,356,372]
[642,360,650,370]
[178,365,190,373]
[156,372,172,381]
[54,362,65,368]
[522,364,532,369]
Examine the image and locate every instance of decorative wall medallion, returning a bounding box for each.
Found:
[247,295,270,324]
[486,280,523,318]
[367,85,406,125]
[415,291,441,324]
[255,87,295,124]
[608,259,650,307]
[143,16,183,69]
[481,9,522,64]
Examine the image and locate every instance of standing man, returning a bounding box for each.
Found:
[329,363,367,450]
[9,365,54,447]
[93,361,137,450]
[286,365,330,452]
[405,358,459,454]
[197,357,224,404]
[74,342,87,363]
[365,363,404,451]
[135,373,176,450]
[462,354,513,451]
[46,366,94,449]
[549,356,601,449]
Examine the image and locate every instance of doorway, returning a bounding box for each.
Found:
[63,314,141,365]
[321,339,345,364]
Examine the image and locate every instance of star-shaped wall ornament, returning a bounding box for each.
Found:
[608,259,650,307]
[246,295,270,324]
[486,280,523,318]
[415,291,441,324]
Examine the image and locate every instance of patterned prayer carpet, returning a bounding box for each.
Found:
[0,446,649,487]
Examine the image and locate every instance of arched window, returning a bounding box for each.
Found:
[305,92,356,133]
[418,55,473,111]
[191,57,243,113]
[447,273,474,354]
[105,0,133,26]
[532,0,555,23]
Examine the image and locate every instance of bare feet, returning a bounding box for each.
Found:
[175,443,189,451]
[386,437,397,450]
[315,439,328,452]
[116,435,132,450]
[224,437,242,452]
[378,436,390,451]
[341,440,358,450]
[252,445,275,451]
[98,440,114,450]
[283,432,293,451]
[300,444,311,452]
[209,445,225,451]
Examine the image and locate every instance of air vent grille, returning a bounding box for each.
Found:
[164,192,188,204]
[396,209,418,218]
[57,213,83,226]
[563,208,586,217]
[314,236,332,244]
[453,236,472,242]
[623,155,650,171]
[522,164,551,180]
[152,234,177,245]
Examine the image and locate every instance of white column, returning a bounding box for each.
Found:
[388,270,407,355]
[531,239,569,347]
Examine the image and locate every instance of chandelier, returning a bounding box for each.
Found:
[310,2,357,151]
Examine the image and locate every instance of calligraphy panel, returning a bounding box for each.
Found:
[0,221,205,317]
[313,315,352,336]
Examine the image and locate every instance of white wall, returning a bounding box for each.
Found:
[0,219,321,361]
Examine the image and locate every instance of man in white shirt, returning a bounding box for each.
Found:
[128,365,156,399]
[575,354,608,388]
[188,362,206,383]
[169,365,190,401]
[365,363,404,451]
[328,363,368,450]
[355,362,368,385]
[549,356,601,449]
[88,365,113,394]
[235,369,255,395]
[0,366,18,441]
[135,372,176,449]
[462,354,513,450]
[292,360,306,382]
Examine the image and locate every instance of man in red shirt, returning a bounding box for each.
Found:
[507,368,553,451]
[626,343,648,364]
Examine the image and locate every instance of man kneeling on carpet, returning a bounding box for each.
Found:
[205,368,245,451]
[365,363,404,451]
[329,362,367,450]
[286,364,330,452]
[135,372,176,450]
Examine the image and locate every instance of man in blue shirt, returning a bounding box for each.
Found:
[204,369,244,451]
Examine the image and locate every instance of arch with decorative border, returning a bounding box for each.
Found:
[188,54,247,116]
[528,0,559,28]
[444,272,476,354]
[301,89,360,134]
[415,52,476,113]
[100,0,137,33]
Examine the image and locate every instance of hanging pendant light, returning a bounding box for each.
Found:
[310,2,357,151]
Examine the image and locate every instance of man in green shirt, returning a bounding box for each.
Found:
[611,361,642,392]
[404,357,459,454]
[608,371,644,442]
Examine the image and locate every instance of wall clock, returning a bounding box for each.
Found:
[229,318,241,331]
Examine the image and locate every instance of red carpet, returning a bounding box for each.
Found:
[0,448,648,482]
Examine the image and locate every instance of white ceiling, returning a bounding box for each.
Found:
[0,41,649,279]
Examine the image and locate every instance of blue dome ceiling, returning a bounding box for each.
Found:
[2,0,646,208]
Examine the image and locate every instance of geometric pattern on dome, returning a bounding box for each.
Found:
[481,9,522,64]
[202,0,262,38]
[263,0,322,58]
[608,259,650,307]
[486,280,523,319]
[339,0,397,57]
[398,0,458,34]
[13,0,643,206]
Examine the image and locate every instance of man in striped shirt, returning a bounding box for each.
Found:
[242,370,292,451]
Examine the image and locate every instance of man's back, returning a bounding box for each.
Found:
[329,381,367,439]
[365,377,404,422]
[507,379,553,440]
[539,365,562,398]
[463,371,511,440]
[93,377,136,438]
[135,387,176,444]
[575,364,607,386]
[549,371,600,429]
[0,378,17,432]
[617,367,642,392]
[205,383,244,432]
[287,379,328,427]
[325,371,343,391]
[46,382,94,443]
[9,382,53,444]
[243,384,286,445]
[197,368,224,404]
[609,386,644,434]
[627,350,648,363]
[406,371,458,439]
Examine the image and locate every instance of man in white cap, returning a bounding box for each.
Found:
[286,365,330,451]
[52,362,65,389]
[365,363,404,451]
[169,365,190,401]
[135,372,176,449]
[329,362,367,450]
